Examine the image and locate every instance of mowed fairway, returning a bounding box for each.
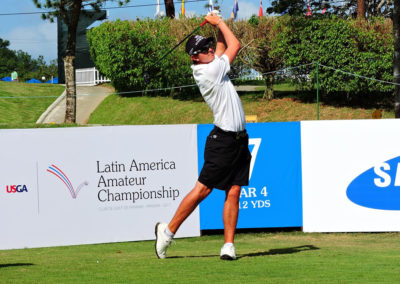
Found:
[1,232,400,283]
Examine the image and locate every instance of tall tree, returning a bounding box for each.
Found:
[357,0,365,18]
[394,0,400,117]
[164,0,175,18]
[267,0,309,16]
[266,0,392,18]
[32,0,130,123]
[0,38,17,78]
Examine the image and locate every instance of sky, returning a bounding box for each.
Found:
[0,0,271,63]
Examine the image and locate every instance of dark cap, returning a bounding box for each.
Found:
[185,35,214,56]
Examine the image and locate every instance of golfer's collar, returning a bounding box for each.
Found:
[200,55,217,65]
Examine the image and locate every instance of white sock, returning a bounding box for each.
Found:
[164,227,174,239]
[223,242,234,248]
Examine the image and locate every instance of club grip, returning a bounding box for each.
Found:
[200,20,208,27]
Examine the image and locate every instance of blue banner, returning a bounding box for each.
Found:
[198,122,303,229]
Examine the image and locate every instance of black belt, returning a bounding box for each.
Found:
[214,126,247,139]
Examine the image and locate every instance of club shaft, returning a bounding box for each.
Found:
[152,21,207,67]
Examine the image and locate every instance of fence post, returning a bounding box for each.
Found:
[316,62,320,120]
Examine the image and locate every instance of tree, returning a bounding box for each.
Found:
[394,0,400,117]
[267,0,309,16]
[230,17,283,100]
[357,0,365,18]
[15,50,36,80]
[266,0,392,18]
[0,38,17,78]
[164,0,175,18]
[32,0,130,123]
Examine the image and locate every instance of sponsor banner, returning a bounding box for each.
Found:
[198,123,303,230]
[0,125,199,250]
[301,119,400,232]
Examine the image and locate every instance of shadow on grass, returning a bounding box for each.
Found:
[168,245,319,259]
[238,245,319,259]
[0,263,34,269]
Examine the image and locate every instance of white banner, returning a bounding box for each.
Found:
[0,125,199,250]
[301,119,400,232]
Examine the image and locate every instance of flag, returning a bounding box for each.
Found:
[305,5,312,16]
[259,0,263,17]
[181,0,185,15]
[305,0,312,16]
[208,0,213,13]
[231,0,239,19]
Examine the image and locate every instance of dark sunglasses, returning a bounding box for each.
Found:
[198,48,211,54]
[194,45,212,55]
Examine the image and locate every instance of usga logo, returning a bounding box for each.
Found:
[347,156,400,210]
[6,185,28,193]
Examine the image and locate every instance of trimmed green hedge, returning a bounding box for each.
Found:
[272,16,393,96]
[87,16,394,100]
[87,19,196,97]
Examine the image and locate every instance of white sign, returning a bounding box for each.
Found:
[301,119,400,232]
[0,125,199,250]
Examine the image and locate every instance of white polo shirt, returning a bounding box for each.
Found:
[191,54,246,132]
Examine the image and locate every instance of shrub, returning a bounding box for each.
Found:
[272,16,394,99]
[87,19,196,98]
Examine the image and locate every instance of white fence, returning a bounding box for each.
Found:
[240,74,263,81]
[76,67,110,86]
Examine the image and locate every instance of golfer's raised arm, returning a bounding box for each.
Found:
[215,29,227,58]
[205,14,241,63]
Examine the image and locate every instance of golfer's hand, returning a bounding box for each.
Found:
[207,9,222,17]
[205,13,223,26]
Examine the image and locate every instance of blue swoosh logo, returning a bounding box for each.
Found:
[346,156,400,210]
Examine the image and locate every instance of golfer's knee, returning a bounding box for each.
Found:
[193,181,212,200]
[226,185,241,201]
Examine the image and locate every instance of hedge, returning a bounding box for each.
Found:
[87,16,394,100]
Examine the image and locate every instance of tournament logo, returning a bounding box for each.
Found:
[347,156,400,210]
[6,185,28,193]
[47,164,88,199]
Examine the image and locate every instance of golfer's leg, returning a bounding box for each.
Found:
[223,185,241,243]
[168,181,212,234]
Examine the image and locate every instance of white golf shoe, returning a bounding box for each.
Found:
[220,243,237,260]
[155,222,173,259]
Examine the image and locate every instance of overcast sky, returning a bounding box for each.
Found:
[0,0,270,63]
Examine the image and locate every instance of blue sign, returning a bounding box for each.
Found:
[347,156,400,210]
[198,122,303,229]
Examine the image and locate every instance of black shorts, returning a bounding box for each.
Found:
[198,126,252,190]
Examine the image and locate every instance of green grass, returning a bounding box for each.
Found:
[1,232,400,283]
[89,95,214,125]
[89,90,395,125]
[0,81,64,126]
[0,81,395,127]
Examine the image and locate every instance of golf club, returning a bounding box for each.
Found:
[143,20,208,85]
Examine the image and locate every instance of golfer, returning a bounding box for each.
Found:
[155,13,251,260]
